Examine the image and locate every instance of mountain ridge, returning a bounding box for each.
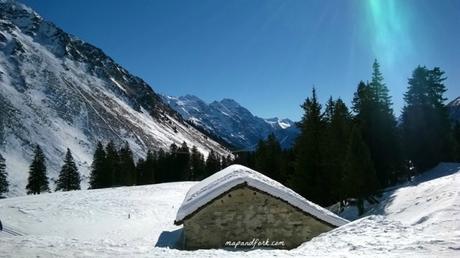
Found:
[162,94,300,150]
[0,1,231,195]
[447,96,460,122]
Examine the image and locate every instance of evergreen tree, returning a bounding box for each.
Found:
[155,148,168,183]
[89,141,107,189]
[352,60,403,187]
[323,98,353,202]
[56,148,81,191]
[190,146,205,180]
[370,59,392,109]
[224,154,233,167]
[137,150,157,185]
[369,59,403,186]
[0,153,8,197]
[167,143,180,182]
[177,142,191,180]
[233,151,255,168]
[105,140,119,186]
[279,149,295,185]
[343,126,378,215]
[254,134,283,182]
[401,66,452,170]
[136,158,147,185]
[205,149,221,176]
[118,142,136,186]
[291,88,326,204]
[26,145,49,194]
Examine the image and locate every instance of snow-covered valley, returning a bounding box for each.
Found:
[0,163,459,257]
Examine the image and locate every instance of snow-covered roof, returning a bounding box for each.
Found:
[175,165,349,227]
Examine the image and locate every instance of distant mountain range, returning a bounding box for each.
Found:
[162,95,300,150]
[448,97,460,122]
[0,0,231,195]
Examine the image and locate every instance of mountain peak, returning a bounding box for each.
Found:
[0,0,40,19]
[448,96,460,107]
[265,117,294,129]
[219,98,242,109]
[0,2,231,195]
[448,96,460,122]
[164,95,299,149]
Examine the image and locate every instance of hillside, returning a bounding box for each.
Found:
[0,1,231,195]
[0,163,459,257]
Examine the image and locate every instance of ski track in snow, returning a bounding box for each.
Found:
[0,163,459,257]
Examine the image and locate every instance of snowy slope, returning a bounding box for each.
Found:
[0,1,231,196]
[0,163,459,257]
[162,95,300,150]
[175,165,348,227]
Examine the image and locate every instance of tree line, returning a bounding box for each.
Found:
[0,140,232,196]
[1,60,460,211]
[89,140,232,189]
[0,145,82,197]
[234,60,460,214]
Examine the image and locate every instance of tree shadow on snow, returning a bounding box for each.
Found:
[369,163,460,217]
[155,228,183,249]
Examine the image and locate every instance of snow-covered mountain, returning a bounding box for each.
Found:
[448,96,460,122]
[162,95,300,150]
[0,1,231,195]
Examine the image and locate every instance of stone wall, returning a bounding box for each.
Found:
[183,185,334,250]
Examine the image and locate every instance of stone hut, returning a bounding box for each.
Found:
[174,165,348,250]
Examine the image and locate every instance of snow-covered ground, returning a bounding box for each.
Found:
[1,163,459,257]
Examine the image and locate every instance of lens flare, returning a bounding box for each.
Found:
[366,0,412,65]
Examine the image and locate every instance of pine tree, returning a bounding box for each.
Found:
[402,66,452,170]
[370,59,392,110]
[0,153,8,198]
[105,140,119,186]
[136,157,147,185]
[280,149,295,185]
[167,143,180,182]
[233,151,255,168]
[177,142,191,180]
[205,149,221,176]
[292,88,326,204]
[343,126,378,215]
[26,145,49,194]
[89,141,107,189]
[254,134,282,182]
[139,150,156,184]
[323,98,352,202]
[224,154,233,167]
[155,148,168,183]
[369,59,403,186]
[118,142,136,186]
[351,60,403,187]
[56,148,81,191]
[190,146,205,180]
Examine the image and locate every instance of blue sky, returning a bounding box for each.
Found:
[22,0,460,120]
